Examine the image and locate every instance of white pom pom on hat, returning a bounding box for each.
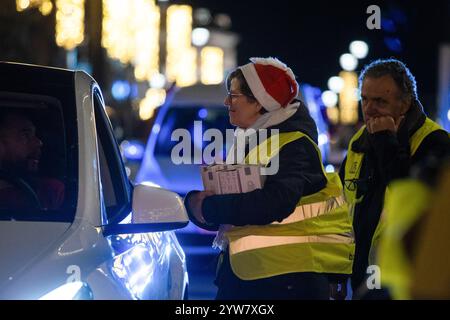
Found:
[238,57,299,111]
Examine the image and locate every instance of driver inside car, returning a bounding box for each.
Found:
[0,109,64,210]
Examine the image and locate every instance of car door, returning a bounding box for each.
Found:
[92,89,175,299]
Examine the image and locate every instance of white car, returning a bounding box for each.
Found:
[0,62,189,300]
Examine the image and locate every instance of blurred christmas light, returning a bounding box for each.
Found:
[339,71,359,125]
[133,0,160,81]
[39,0,52,15]
[176,47,197,87]
[149,73,166,89]
[166,5,196,87]
[381,18,397,33]
[384,37,403,53]
[214,13,232,29]
[16,0,30,11]
[102,0,135,63]
[326,106,339,125]
[198,108,208,119]
[339,53,358,71]
[55,0,85,50]
[201,46,224,85]
[139,88,166,120]
[112,80,131,101]
[318,133,329,146]
[16,0,53,15]
[192,28,210,47]
[327,76,344,93]
[103,0,160,81]
[321,90,338,108]
[194,8,212,26]
[349,41,369,59]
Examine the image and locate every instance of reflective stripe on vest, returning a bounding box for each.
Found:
[271,196,344,225]
[230,233,354,255]
[226,131,355,280]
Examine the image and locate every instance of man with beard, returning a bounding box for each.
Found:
[0,109,64,210]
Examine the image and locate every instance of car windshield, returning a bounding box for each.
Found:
[154,105,233,160]
[0,90,78,223]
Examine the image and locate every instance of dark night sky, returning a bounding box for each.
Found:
[175,0,450,115]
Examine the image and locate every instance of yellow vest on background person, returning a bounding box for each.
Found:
[343,117,445,265]
[377,179,431,300]
[225,131,355,280]
[411,163,450,299]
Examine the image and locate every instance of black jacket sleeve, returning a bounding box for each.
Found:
[201,138,327,226]
[184,190,219,231]
[339,157,347,185]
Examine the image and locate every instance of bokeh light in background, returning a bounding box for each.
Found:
[198,108,208,119]
[16,0,53,15]
[201,47,224,85]
[166,5,196,87]
[327,76,344,94]
[55,0,85,50]
[339,71,359,125]
[192,27,210,47]
[349,41,369,59]
[339,53,358,72]
[321,90,338,108]
[102,0,160,82]
[112,80,131,101]
[149,73,166,89]
[120,140,145,161]
[139,88,166,120]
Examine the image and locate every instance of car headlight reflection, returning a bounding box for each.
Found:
[39,281,93,300]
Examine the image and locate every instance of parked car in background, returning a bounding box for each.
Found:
[136,84,232,196]
[0,62,189,300]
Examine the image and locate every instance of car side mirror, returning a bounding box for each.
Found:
[102,183,188,236]
[132,183,188,225]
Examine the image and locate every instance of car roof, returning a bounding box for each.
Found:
[170,83,226,107]
[0,61,75,81]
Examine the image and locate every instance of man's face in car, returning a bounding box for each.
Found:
[0,113,43,174]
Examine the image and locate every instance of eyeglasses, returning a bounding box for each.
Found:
[226,91,247,100]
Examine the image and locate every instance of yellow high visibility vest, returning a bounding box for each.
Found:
[225,131,355,280]
[343,117,445,263]
[378,179,431,300]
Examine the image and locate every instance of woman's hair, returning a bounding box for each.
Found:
[225,69,267,114]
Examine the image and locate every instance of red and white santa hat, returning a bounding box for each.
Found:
[239,57,299,111]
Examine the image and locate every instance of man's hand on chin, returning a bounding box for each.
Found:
[366,115,405,134]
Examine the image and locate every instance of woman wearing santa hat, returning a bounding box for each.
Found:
[185,57,354,300]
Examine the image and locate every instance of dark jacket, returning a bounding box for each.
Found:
[184,100,338,299]
[339,101,450,292]
[185,100,327,229]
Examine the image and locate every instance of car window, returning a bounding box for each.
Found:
[93,89,131,224]
[154,105,233,160]
[0,91,78,222]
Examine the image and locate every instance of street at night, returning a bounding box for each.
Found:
[0,0,449,307]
